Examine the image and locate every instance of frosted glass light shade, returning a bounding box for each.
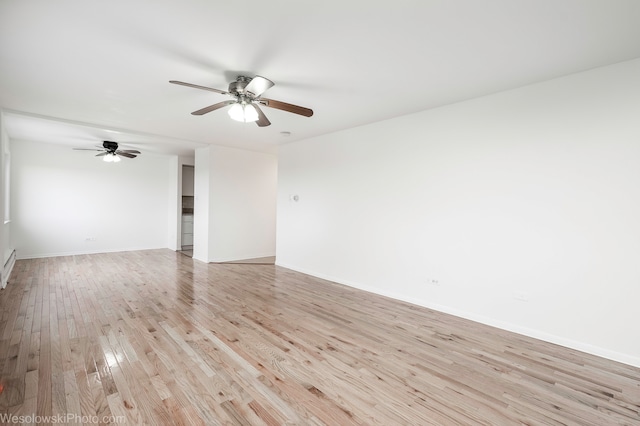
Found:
[244,104,258,122]
[103,153,120,162]
[228,102,258,123]
[228,103,245,121]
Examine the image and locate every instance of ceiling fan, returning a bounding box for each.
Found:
[169,75,313,127]
[73,141,141,162]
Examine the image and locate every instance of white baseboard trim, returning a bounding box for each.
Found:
[16,246,168,260]
[1,249,16,289]
[276,261,640,369]
[210,252,276,263]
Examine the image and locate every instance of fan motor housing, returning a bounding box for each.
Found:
[228,77,250,95]
[103,141,118,151]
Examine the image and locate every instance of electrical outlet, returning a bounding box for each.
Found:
[428,278,440,286]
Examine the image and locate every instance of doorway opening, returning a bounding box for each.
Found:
[180,165,194,257]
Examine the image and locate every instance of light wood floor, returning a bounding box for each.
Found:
[0,250,638,425]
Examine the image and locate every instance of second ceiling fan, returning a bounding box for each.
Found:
[170,75,313,127]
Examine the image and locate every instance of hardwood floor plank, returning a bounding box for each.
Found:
[63,369,82,420]
[104,345,145,424]
[0,249,638,425]
[75,369,97,421]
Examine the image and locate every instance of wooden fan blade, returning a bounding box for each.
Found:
[253,104,271,127]
[260,98,313,117]
[73,148,104,151]
[192,100,235,116]
[169,80,228,95]
[117,152,136,159]
[244,75,274,97]
[117,149,141,154]
[95,152,107,157]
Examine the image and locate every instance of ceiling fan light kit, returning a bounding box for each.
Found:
[228,102,258,123]
[102,153,121,163]
[170,75,313,127]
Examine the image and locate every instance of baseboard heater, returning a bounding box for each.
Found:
[1,249,16,289]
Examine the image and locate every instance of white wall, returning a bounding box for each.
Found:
[193,147,210,262]
[194,145,277,263]
[167,156,180,251]
[277,58,640,367]
[12,139,172,258]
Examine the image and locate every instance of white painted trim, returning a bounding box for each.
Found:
[2,249,16,289]
[276,261,640,369]
[16,246,167,260]
[209,252,276,263]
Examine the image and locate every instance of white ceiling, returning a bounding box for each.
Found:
[2,0,640,156]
